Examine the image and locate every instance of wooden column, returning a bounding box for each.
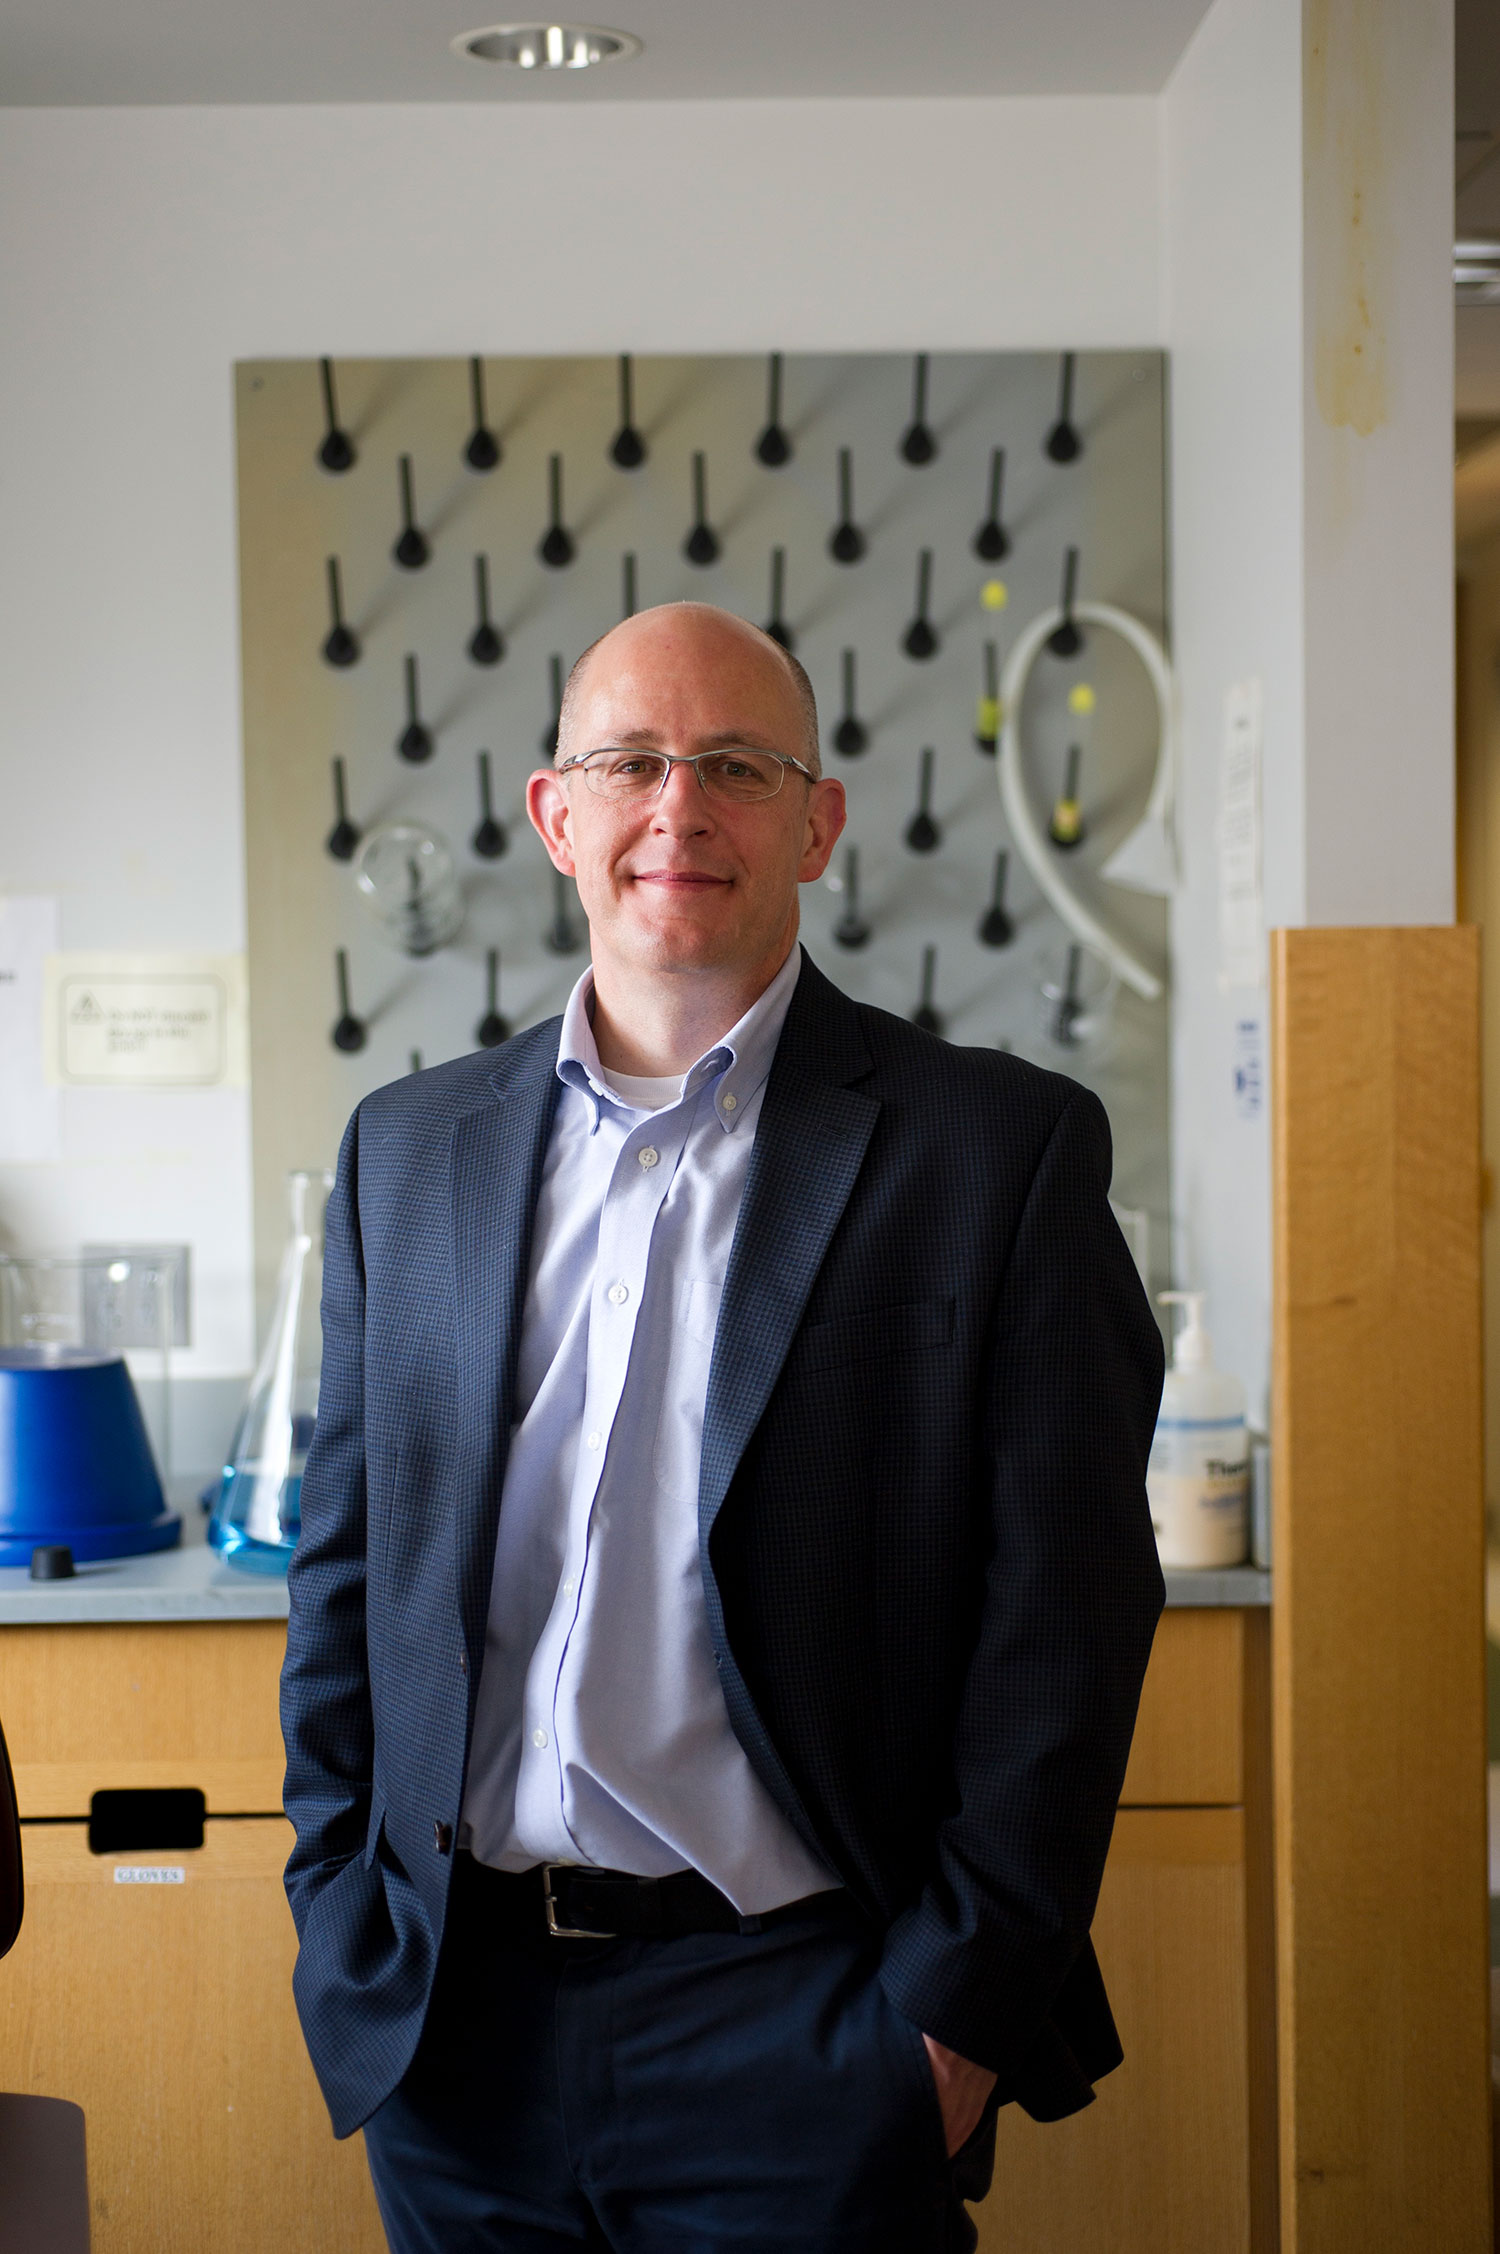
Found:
[1271,926,1490,2251]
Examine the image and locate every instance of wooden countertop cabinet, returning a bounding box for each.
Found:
[0,1605,1272,2254]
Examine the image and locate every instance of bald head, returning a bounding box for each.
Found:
[556,603,821,776]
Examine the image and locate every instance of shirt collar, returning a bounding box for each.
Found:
[556,944,802,1134]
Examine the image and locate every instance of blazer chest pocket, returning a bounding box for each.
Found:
[788,1296,953,1374]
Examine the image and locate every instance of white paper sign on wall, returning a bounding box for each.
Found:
[43,954,248,1088]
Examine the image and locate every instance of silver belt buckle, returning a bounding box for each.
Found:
[542,1863,616,1940]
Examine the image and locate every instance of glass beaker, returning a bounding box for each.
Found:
[209,1169,333,1574]
[354,821,464,956]
[0,1249,180,1483]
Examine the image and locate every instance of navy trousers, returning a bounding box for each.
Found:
[362,1854,992,2253]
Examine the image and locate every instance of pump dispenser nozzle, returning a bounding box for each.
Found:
[1158,1290,1212,1371]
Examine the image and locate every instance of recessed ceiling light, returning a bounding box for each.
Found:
[452,21,643,69]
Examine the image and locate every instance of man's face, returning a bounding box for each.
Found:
[526,608,846,982]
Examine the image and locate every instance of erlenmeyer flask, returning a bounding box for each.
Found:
[210,1169,333,1573]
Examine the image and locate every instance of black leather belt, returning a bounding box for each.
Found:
[456,1850,846,1942]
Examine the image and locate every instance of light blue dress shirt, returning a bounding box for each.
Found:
[459,944,836,1914]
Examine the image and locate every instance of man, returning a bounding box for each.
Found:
[282,602,1165,2253]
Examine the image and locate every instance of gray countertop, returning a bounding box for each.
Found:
[0,1514,1271,1627]
[0,1509,290,1625]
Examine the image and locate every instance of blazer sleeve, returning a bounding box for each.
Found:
[877,1086,1166,2077]
[280,1104,375,1938]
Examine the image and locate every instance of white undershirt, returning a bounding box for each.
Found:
[597,1068,682,1113]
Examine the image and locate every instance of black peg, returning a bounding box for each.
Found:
[902,550,940,661]
[541,655,564,756]
[832,649,869,759]
[398,654,434,764]
[973,448,1010,561]
[1047,547,1084,659]
[763,548,793,650]
[1049,743,1086,850]
[610,355,647,469]
[409,1049,424,1075]
[828,448,867,565]
[325,758,360,861]
[317,359,356,474]
[905,748,941,853]
[1051,944,1085,1046]
[331,949,367,1053]
[621,551,638,620]
[538,455,576,569]
[468,555,504,666]
[392,456,430,570]
[1045,352,1083,464]
[544,868,584,955]
[321,557,360,668]
[832,846,871,950]
[471,751,507,859]
[911,946,945,1036]
[464,357,500,471]
[476,948,511,1048]
[754,354,792,467]
[974,641,1000,755]
[978,851,1015,948]
[900,354,937,466]
[683,452,720,567]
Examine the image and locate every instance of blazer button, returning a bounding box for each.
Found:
[434,1820,453,1855]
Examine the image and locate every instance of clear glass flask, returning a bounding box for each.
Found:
[209,1169,333,1573]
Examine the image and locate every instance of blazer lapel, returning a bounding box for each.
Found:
[450,1022,563,1656]
[698,956,879,1546]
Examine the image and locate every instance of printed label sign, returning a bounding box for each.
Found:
[44,953,247,1087]
[113,1865,186,1885]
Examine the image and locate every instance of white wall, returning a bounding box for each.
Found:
[1163,0,1454,1422]
[1161,0,1304,1420]
[0,95,1161,1379]
[0,53,1456,1427]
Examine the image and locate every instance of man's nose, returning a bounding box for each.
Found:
[650,762,713,830]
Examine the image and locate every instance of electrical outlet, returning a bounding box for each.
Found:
[80,1245,191,1351]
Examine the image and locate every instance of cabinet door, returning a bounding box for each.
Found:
[977,1808,1251,2254]
[0,1818,385,2254]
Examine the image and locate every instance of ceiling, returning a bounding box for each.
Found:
[0,0,1217,106]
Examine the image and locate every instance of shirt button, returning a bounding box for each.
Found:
[586,1431,602,1450]
[721,1092,737,1112]
[607,1282,629,1306]
[563,1578,576,1597]
[532,1727,549,1750]
[638,1146,659,1169]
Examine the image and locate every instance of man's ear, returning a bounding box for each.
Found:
[798,777,848,884]
[526,769,577,875]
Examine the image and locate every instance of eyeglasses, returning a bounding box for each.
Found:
[556,747,816,804]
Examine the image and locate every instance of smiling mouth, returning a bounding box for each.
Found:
[630,871,732,887]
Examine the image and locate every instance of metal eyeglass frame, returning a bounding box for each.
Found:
[556,747,817,800]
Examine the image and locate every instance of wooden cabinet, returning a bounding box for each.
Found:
[0,1604,1272,2253]
[5,1821,383,2254]
[0,1619,385,2254]
[980,1606,1277,2254]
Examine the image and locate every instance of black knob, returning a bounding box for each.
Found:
[392,455,430,571]
[464,356,501,471]
[316,359,356,474]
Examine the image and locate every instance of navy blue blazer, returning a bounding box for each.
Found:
[281,951,1165,2141]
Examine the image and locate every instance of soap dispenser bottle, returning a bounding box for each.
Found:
[1147,1291,1250,1569]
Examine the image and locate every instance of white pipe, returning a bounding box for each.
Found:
[997,599,1176,1002]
